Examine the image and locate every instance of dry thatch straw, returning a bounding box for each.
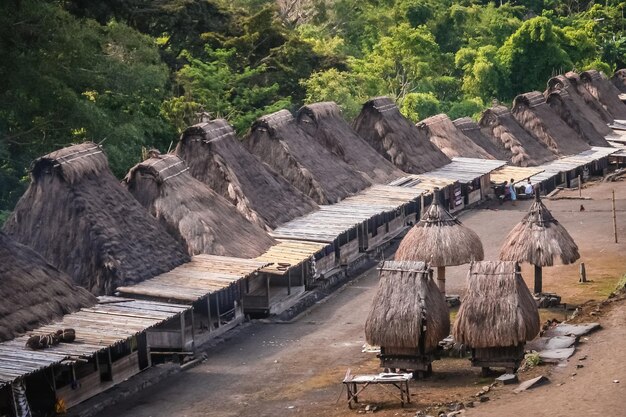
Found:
[245,109,371,205]
[611,69,626,93]
[418,113,494,159]
[365,261,450,352]
[452,117,511,161]
[176,119,318,229]
[123,153,276,258]
[479,106,557,167]
[0,232,97,342]
[512,92,590,156]
[352,97,451,174]
[3,143,189,295]
[564,71,614,123]
[452,261,540,348]
[297,102,405,184]
[580,69,626,120]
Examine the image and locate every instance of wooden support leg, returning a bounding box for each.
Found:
[437,266,446,294]
[534,265,543,294]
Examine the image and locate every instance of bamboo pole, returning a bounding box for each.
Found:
[613,189,618,243]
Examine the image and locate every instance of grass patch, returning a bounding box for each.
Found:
[614,274,626,293]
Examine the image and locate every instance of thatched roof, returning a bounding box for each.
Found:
[452,117,510,161]
[2,143,189,295]
[563,71,614,123]
[297,102,404,184]
[123,153,276,258]
[579,70,626,120]
[611,69,626,93]
[394,191,484,266]
[176,119,318,229]
[499,192,580,267]
[512,92,590,156]
[0,232,97,342]
[418,113,494,159]
[364,260,450,352]
[352,97,451,174]
[246,109,371,205]
[479,106,557,167]
[452,261,540,348]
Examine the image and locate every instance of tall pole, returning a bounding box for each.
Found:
[613,189,618,243]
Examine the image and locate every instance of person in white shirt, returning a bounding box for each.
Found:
[524,179,534,195]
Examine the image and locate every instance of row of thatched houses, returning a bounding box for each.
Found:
[1,68,626,415]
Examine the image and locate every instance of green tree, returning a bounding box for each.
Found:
[399,92,440,122]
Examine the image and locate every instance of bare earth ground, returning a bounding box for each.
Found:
[95,179,626,417]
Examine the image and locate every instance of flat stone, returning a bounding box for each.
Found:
[537,347,576,363]
[496,373,518,385]
[543,323,600,338]
[513,375,550,393]
[526,336,576,351]
[479,396,490,402]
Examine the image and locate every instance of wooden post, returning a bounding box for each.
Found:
[534,265,543,294]
[266,275,270,311]
[436,266,446,294]
[180,311,186,350]
[579,262,587,283]
[215,292,221,328]
[420,193,425,213]
[578,175,582,197]
[206,296,212,332]
[287,268,291,296]
[189,307,195,351]
[613,189,618,243]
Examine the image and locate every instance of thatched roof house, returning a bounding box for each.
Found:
[365,261,449,353]
[0,232,97,342]
[564,71,614,123]
[123,153,276,258]
[176,119,318,229]
[611,69,626,93]
[297,102,404,184]
[3,143,189,295]
[453,261,540,349]
[452,117,510,161]
[352,97,451,174]
[418,113,494,159]
[580,69,626,120]
[246,109,371,205]
[511,91,590,156]
[479,106,557,167]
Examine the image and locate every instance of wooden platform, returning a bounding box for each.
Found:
[343,370,412,409]
[255,240,326,275]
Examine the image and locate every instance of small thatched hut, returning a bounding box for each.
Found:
[395,189,484,294]
[499,190,580,294]
[123,153,276,258]
[246,109,371,205]
[580,69,626,120]
[453,261,540,374]
[452,117,510,161]
[564,71,614,123]
[511,92,590,156]
[352,97,451,174]
[3,143,189,295]
[611,69,626,93]
[417,114,494,159]
[297,102,404,184]
[0,232,97,342]
[365,260,450,375]
[479,106,557,167]
[176,119,318,229]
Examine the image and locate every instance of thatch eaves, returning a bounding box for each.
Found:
[453,261,540,348]
[418,113,494,159]
[352,97,451,174]
[579,70,626,120]
[123,153,276,258]
[176,119,318,229]
[297,102,404,184]
[563,71,614,123]
[0,232,97,342]
[365,261,449,352]
[452,117,510,161]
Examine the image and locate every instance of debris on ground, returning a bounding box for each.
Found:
[496,373,518,385]
[513,375,550,393]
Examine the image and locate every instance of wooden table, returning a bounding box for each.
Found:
[342,369,412,409]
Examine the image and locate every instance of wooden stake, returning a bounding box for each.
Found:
[578,175,582,197]
[437,266,446,294]
[534,265,543,294]
[579,263,587,283]
[613,189,618,243]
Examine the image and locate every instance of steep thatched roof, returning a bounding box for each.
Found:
[2,143,189,295]
[453,261,540,348]
[352,97,451,174]
[452,117,510,161]
[512,92,590,156]
[176,119,318,229]
[611,69,626,93]
[123,153,276,258]
[395,191,484,266]
[365,261,449,352]
[580,69,626,120]
[564,71,614,123]
[479,106,557,167]
[499,192,580,267]
[297,102,404,184]
[245,109,370,205]
[417,114,494,159]
[0,232,97,342]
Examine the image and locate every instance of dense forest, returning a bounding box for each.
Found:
[2,0,626,221]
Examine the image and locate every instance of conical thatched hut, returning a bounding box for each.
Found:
[580,69,626,120]
[452,117,510,161]
[511,92,590,156]
[611,69,626,93]
[453,261,540,374]
[246,109,370,205]
[418,114,494,159]
[2,143,189,295]
[0,232,97,342]
[564,71,614,123]
[123,153,276,258]
[499,190,580,294]
[352,97,451,174]
[479,106,557,167]
[297,102,404,184]
[176,120,318,230]
[395,189,484,294]
[365,260,450,376]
